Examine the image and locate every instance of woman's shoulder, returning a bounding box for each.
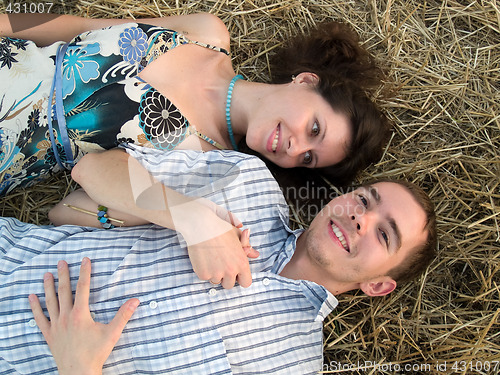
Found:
[138,13,230,52]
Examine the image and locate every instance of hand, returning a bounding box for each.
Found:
[173,198,259,289]
[188,227,259,289]
[28,258,139,375]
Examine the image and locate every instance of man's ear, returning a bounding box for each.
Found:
[294,72,320,87]
[360,278,397,297]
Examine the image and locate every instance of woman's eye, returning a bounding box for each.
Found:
[312,122,320,136]
[303,151,313,165]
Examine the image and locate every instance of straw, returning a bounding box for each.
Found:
[1,0,498,372]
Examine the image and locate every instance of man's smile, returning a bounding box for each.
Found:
[329,220,350,253]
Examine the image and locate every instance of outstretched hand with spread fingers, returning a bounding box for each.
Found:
[28,257,139,375]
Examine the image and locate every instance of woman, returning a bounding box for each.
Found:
[0,13,389,195]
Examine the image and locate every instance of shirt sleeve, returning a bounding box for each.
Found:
[121,143,284,202]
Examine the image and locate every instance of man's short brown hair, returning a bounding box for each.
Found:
[365,179,438,284]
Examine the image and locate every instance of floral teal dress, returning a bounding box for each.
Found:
[0,22,229,195]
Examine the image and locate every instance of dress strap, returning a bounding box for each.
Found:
[184,37,230,56]
[143,31,229,67]
[47,42,74,169]
[189,126,226,150]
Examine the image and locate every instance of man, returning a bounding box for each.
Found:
[0,145,436,374]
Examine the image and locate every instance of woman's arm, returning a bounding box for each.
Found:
[0,13,229,49]
[0,14,106,45]
[49,188,150,227]
[69,149,257,289]
[70,149,231,241]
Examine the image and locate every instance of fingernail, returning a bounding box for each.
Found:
[81,257,89,266]
[44,272,52,281]
[28,294,36,302]
[57,260,65,269]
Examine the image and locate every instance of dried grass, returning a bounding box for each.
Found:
[0,0,498,373]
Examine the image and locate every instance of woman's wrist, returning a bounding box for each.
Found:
[171,200,231,246]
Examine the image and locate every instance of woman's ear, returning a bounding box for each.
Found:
[294,72,320,87]
[359,278,397,297]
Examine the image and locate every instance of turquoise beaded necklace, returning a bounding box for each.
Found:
[226,74,244,151]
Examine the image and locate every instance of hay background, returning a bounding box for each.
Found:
[0,1,498,374]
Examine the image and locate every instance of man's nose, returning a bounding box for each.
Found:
[351,212,375,235]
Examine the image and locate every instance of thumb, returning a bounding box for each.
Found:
[108,298,140,341]
[241,229,260,259]
[240,229,251,247]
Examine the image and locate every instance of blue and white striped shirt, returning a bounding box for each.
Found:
[0,145,338,374]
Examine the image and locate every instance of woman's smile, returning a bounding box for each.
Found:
[266,124,281,153]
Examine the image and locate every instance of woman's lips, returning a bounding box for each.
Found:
[267,124,281,153]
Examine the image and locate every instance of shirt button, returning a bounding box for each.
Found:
[90,312,96,320]
[263,278,270,286]
[208,288,217,296]
[149,301,158,309]
[28,319,37,327]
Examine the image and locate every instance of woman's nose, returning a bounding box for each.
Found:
[287,136,309,157]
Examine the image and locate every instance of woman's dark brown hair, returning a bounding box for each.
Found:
[269,21,391,185]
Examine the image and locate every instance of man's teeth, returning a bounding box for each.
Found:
[271,127,280,152]
[331,221,349,252]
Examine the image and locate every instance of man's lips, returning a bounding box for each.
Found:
[328,220,350,253]
[266,124,281,153]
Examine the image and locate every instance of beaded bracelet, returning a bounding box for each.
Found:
[97,205,115,229]
[63,204,124,229]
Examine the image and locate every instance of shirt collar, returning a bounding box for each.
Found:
[270,208,304,275]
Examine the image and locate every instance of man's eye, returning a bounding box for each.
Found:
[380,230,389,246]
[303,151,313,165]
[312,122,320,136]
[359,195,368,207]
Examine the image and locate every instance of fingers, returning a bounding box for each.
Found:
[74,257,91,310]
[221,274,237,290]
[244,247,260,259]
[107,298,140,343]
[236,263,253,288]
[240,228,250,246]
[28,294,51,339]
[57,260,74,313]
[43,271,59,320]
[241,229,260,259]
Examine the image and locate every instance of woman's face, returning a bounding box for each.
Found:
[245,73,352,169]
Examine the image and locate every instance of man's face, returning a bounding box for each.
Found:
[300,182,428,294]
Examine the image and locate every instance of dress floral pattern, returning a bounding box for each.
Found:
[139,88,188,150]
[0,23,223,195]
[119,27,148,65]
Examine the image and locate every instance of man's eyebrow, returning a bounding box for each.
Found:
[368,185,402,252]
[388,218,402,252]
[368,185,380,203]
